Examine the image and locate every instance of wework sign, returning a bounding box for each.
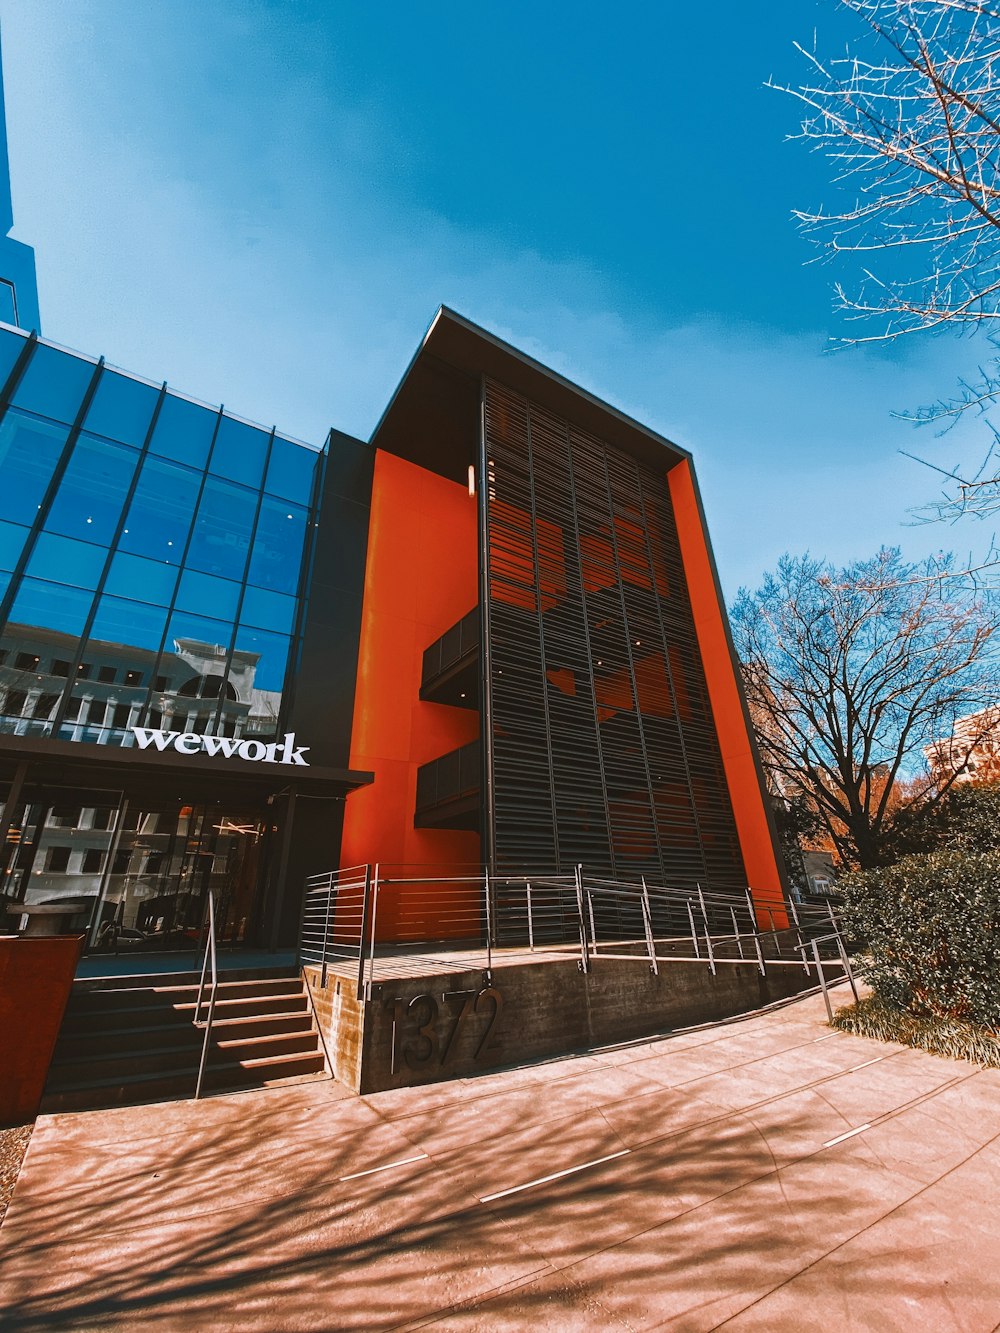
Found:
[131,728,310,766]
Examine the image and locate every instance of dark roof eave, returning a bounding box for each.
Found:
[369,306,691,482]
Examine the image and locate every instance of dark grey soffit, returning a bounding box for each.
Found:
[369,306,692,483]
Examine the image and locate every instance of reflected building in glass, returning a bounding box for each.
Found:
[0,327,374,951]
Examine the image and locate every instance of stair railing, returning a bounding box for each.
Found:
[194,889,219,1100]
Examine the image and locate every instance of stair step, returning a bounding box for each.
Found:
[40,1049,328,1113]
[53,1011,316,1058]
[46,1030,323,1087]
[43,965,326,1113]
[67,976,305,1010]
[59,991,309,1032]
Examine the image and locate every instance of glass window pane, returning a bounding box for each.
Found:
[8,577,93,636]
[0,410,70,525]
[89,594,169,652]
[239,584,297,635]
[0,520,28,572]
[0,327,28,387]
[84,369,159,448]
[174,568,240,621]
[0,282,17,328]
[187,477,256,582]
[246,498,307,595]
[265,437,318,504]
[209,416,269,490]
[164,610,234,658]
[119,455,200,563]
[11,343,96,423]
[157,614,236,723]
[104,551,178,606]
[233,624,290,694]
[149,393,217,470]
[45,435,138,546]
[26,533,106,590]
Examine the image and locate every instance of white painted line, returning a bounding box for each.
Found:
[813,1033,838,1042]
[847,1056,890,1072]
[823,1123,872,1148]
[480,1149,630,1203]
[339,1152,428,1182]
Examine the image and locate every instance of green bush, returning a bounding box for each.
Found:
[839,850,1000,1029]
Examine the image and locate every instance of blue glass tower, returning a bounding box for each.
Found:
[0,34,39,332]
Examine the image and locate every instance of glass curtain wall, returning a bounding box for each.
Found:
[0,329,321,748]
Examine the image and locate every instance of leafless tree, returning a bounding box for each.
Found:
[732,547,1000,867]
[773,1,1000,520]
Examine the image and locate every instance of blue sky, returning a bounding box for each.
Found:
[0,0,992,597]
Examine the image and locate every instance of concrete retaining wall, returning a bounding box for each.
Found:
[304,953,814,1095]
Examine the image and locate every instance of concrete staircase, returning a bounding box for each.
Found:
[41,969,327,1112]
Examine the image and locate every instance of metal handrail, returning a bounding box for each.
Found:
[297,863,849,1000]
[194,889,218,1100]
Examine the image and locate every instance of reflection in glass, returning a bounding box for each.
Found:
[239,584,297,635]
[10,343,95,422]
[104,551,179,606]
[3,800,264,952]
[233,622,291,694]
[0,520,28,572]
[209,416,269,490]
[0,411,70,525]
[246,498,307,594]
[25,533,106,590]
[148,393,217,470]
[89,595,169,654]
[44,435,138,546]
[7,578,92,636]
[174,567,240,621]
[0,327,27,386]
[187,477,256,582]
[265,437,318,505]
[118,455,200,563]
[84,369,159,448]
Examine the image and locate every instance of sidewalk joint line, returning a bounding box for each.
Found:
[480,1149,630,1203]
[339,1152,428,1181]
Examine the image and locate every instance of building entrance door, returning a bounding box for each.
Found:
[0,788,270,952]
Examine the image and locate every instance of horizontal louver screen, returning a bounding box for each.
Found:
[483,378,746,893]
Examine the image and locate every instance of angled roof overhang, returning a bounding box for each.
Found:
[369,306,691,484]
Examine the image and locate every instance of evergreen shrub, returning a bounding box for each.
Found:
[839,850,1000,1029]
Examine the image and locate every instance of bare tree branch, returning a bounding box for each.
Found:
[732,547,1000,866]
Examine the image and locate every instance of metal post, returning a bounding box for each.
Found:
[484,865,493,981]
[812,938,833,1022]
[730,905,745,960]
[587,889,597,957]
[745,888,766,977]
[195,891,217,1101]
[526,881,534,951]
[697,884,716,975]
[833,929,859,1004]
[366,863,379,999]
[320,872,333,990]
[686,899,701,959]
[574,863,590,973]
[356,864,373,1002]
[641,876,658,975]
[786,893,812,974]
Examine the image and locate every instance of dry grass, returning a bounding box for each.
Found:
[0,1122,32,1226]
[832,994,1000,1068]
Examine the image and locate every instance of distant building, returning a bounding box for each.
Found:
[923,708,1000,786]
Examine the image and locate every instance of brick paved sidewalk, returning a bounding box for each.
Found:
[1,982,998,1330]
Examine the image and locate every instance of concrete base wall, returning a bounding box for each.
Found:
[304,954,814,1095]
[0,934,84,1125]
